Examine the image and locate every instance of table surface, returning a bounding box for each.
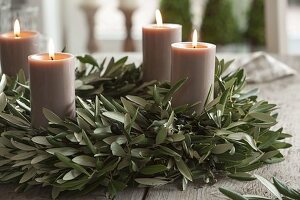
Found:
[1,53,300,200]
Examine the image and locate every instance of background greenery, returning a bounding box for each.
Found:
[159,0,266,46]
[245,0,266,46]
[200,0,241,45]
[160,0,193,41]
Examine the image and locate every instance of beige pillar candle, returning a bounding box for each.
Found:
[171,30,216,112]
[0,19,39,78]
[143,10,182,82]
[28,39,75,128]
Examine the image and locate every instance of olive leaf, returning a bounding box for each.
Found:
[11,139,35,151]
[126,95,148,107]
[135,178,169,186]
[11,151,36,160]
[46,147,79,156]
[175,158,193,181]
[219,188,248,200]
[19,168,36,183]
[31,154,51,164]
[0,92,7,112]
[140,165,168,175]
[76,55,99,68]
[0,74,7,93]
[104,112,142,133]
[156,127,167,145]
[31,136,52,146]
[273,177,300,199]
[162,78,187,105]
[220,175,300,200]
[249,112,276,123]
[111,142,126,157]
[228,172,256,181]
[43,108,63,124]
[55,153,90,176]
[63,169,81,181]
[72,155,96,167]
[255,175,282,200]
[212,143,234,154]
[0,113,30,128]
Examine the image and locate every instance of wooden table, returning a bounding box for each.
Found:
[1,54,300,199]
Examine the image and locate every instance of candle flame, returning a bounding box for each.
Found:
[14,19,20,37]
[156,9,163,26]
[48,38,55,60]
[192,29,198,48]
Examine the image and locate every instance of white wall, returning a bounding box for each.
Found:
[32,0,63,51]
[61,0,88,54]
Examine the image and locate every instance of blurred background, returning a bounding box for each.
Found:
[0,0,299,55]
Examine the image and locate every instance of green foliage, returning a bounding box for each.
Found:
[220,175,300,200]
[245,0,265,46]
[160,0,193,41]
[75,56,146,98]
[201,0,241,44]
[0,55,291,199]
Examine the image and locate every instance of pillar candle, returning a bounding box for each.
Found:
[171,30,216,112]
[0,19,39,78]
[28,39,75,128]
[143,10,181,82]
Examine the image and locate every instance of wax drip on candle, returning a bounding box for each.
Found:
[156,9,163,27]
[48,39,55,60]
[14,19,20,38]
[192,29,198,48]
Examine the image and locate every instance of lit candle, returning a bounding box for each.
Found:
[28,39,76,128]
[142,10,182,82]
[171,30,216,112]
[0,19,39,78]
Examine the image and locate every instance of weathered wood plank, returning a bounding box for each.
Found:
[145,55,300,199]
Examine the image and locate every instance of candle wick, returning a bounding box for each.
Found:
[51,57,54,60]
[15,34,19,38]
